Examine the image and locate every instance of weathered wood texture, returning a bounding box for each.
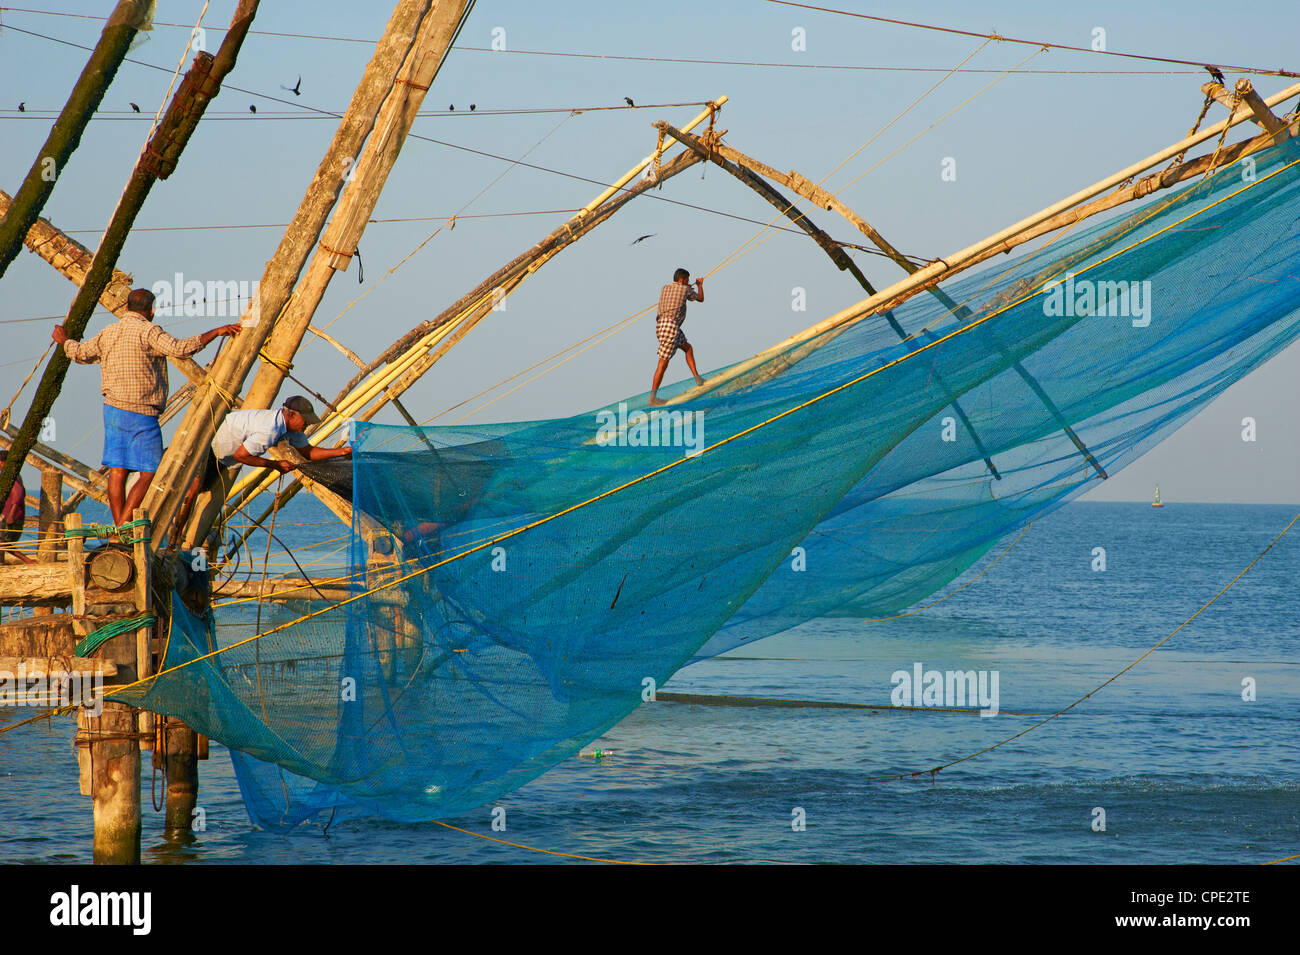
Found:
[144,0,451,542]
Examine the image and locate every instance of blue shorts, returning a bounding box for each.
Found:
[102,404,163,473]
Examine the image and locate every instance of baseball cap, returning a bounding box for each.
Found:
[283,395,321,427]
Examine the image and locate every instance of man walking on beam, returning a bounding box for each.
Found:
[649,267,705,406]
[53,288,241,526]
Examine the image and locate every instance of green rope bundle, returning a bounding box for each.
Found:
[65,517,151,545]
[75,613,156,658]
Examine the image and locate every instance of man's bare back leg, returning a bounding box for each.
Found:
[649,355,671,405]
[683,344,704,386]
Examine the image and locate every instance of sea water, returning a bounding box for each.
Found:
[1,500,1296,864]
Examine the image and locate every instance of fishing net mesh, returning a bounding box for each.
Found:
[115,136,1300,827]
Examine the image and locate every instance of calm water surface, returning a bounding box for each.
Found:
[2,501,1296,863]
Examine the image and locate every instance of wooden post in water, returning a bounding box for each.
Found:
[162,718,200,837]
[67,512,144,864]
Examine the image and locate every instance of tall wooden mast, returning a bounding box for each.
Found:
[144,0,473,545]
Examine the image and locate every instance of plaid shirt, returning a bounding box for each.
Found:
[63,311,205,416]
[655,282,698,358]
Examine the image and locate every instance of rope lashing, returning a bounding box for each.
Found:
[257,349,293,373]
[65,517,151,545]
[75,612,157,658]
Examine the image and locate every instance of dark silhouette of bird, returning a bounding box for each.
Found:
[129,102,140,112]
[1205,65,1226,85]
[17,102,25,112]
[282,75,302,96]
[449,104,455,111]
[469,103,476,111]
[630,233,656,245]
[624,96,635,107]
[249,104,257,113]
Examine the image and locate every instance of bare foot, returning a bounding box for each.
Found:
[694,376,705,387]
[648,396,666,406]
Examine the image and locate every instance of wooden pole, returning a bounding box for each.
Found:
[162,718,199,836]
[678,80,1300,402]
[36,469,63,562]
[0,0,152,282]
[241,0,473,414]
[142,0,453,543]
[0,0,262,520]
[84,701,142,865]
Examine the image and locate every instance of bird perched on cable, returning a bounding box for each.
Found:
[469,104,476,111]
[1205,65,1226,85]
[282,75,302,96]
[624,96,635,107]
[249,104,257,113]
[130,102,140,112]
[17,102,24,112]
[630,234,656,246]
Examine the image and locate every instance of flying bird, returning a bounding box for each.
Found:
[624,96,635,107]
[17,102,25,112]
[129,102,140,112]
[630,233,656,246]
[249,104,257,113]
[282,75,302,96]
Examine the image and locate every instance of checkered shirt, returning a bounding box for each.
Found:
[655,282,698,360]
[63,311,206,416]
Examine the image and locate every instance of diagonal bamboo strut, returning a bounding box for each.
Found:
[145,0,468,546]
[669,79,1300,405]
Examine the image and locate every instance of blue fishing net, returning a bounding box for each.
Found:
[114,135,1300,827]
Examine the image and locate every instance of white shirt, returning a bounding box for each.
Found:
[212,409,309,465]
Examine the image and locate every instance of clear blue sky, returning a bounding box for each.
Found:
[2,0,1298,501]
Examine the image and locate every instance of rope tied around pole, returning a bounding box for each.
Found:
[65,516,151,545]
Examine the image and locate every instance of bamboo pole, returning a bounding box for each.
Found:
[675,80,1300,403]
[241,0,472,413]
[0,0,262,519]
[144,0,462,544]
[0,0,153,282]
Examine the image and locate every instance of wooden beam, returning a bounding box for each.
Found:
[144,0,460,544]
[1234,79,1289,138]
[709,140,920,276]
[242,0,473,415]
[678,80,1300,403]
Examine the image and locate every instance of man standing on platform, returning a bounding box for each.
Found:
[649,267,705,406]
[54,288,241,526]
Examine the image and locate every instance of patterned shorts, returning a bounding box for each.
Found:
[656,316,688,360]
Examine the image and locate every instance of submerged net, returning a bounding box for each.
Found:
[116,135,1300,827]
